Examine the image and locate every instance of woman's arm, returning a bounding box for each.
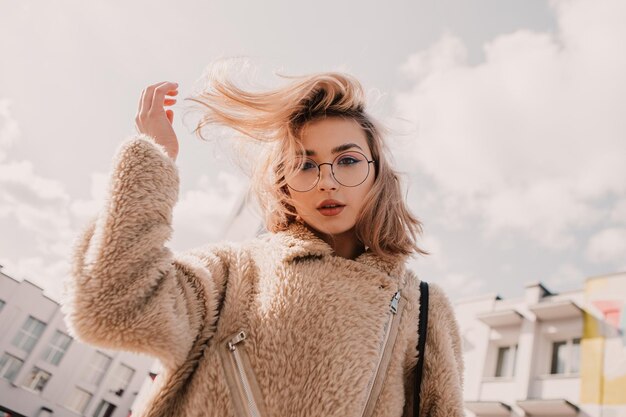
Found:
[61,134,229,371]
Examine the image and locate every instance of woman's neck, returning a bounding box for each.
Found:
[305,224,365,260]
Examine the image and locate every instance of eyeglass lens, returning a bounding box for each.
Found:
[286,151,371,192]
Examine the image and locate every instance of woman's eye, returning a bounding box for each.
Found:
[300,161,317,171]
[337,156,360,165]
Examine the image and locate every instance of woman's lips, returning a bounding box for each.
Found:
[317,206,345,216]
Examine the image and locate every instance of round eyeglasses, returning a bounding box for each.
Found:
[286,151,375,192]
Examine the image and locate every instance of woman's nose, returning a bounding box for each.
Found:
[317,164,338,191]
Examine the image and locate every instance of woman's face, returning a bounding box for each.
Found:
[286,117,376,237]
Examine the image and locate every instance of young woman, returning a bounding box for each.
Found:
[62,68,465,417]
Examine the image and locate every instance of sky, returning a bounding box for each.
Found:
[0,0,624,303]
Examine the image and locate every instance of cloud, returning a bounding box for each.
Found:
[0,161,71,241]
[609,198,626,225]
[0,103,74,259]
[394,0,626,250]
[585,228,626,266]
[171,171,246,250]
[406,234,487,301]
[69,172,109,224]
[0,98,20,162]
[0,99,245,302]
[0,256,69,301]
[545,263,585,292]
[0,101,77,299]
[438,272,486,300]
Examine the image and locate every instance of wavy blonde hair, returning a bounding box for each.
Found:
[185,61,427,259]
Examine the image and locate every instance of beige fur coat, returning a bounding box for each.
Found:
[62,134,465,417]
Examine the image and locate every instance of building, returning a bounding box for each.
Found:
[459,272,626,417]
[0,265,154,417]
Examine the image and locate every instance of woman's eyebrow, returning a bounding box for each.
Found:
[298,143,364,156]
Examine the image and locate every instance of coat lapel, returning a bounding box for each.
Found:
[271,221,409,279]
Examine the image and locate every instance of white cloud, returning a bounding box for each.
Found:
[610,198,626,225]
[585,228,626,265]
[406,234,487,301]
[0,256,69,301]
[1,101,70,240]
[394,0,626,250]
[0,102,72,300]
[545,264,585,291]
[0,95,245,302]
[409,233,447,271]
[481,180,604,249]
[0,102,117,299]
[0,98,20,162]
[171,171,246,250]
[69,172,109,224]
[0,159,76,264]
[0,103,77,300]
[438,272,486,300]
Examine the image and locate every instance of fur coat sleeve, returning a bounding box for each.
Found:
[412,282,465,417]
[62,134,228,370]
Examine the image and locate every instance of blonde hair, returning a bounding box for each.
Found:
[185,61,427,259]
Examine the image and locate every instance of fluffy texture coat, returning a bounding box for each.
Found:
[61,134,465,417]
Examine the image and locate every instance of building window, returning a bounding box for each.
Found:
[81,351,112,386]
[36,407,53,417]
[0,352,24,382]
[110,364,135,396]
[570,338,581,373]
[93,400,117,417]
[64,387,92,414]
[22,367,52,393]
[550,337,581,375]
[12,316,46,353]
[41,330,73,366]
[495,344,518,377]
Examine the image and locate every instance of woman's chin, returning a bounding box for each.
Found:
[306,220,355,238]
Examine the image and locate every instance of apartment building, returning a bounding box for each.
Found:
[0,265,154,417]
[458,272,626,417]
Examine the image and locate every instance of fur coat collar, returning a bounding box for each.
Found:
[272,220,409,279]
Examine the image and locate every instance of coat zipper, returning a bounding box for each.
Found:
[219,330,267,417]
[359,290,407,417]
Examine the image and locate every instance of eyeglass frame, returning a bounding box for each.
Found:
[286,150,376,192]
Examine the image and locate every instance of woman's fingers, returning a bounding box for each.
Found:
[136,82,176,128]
[149,82,178,115]
[140,82,161,115]
[137,88,145,116]
[134,81,180,160]
[140,81,170,115]
[135,88,148,131]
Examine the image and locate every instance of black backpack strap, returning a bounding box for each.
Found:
[414,280,429,417]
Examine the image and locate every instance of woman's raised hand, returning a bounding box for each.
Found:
[135,81,180,161]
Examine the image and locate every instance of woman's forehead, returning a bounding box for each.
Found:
[298,117,369,155]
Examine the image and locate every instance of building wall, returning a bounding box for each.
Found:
[581,273,626,409]
[0,267,154,417]
[457,273,626,417]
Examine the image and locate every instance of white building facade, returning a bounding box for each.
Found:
[0,266,154,417]
[458,272,626,417]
